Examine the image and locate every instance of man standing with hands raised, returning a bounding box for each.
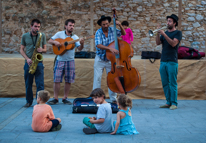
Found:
[156,14,182,110]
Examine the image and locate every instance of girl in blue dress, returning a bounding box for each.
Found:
[111,95,139,135]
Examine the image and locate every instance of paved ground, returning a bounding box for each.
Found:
[0,98,205,143]
[0,53,142,59]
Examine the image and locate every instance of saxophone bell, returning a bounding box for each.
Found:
[36,53,43,62]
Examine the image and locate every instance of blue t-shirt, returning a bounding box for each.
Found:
[160,30,182,63]
[51,31,81,61]
[94,103,112,133]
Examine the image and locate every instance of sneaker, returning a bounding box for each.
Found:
[47,98,59,105]
[51,124,62,131]
[83,128,98,134]
[62,98,72,105]
[159,104,170,108]
[23,103,32,107]
[170,105,177,110]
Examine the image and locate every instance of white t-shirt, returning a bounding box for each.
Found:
[51,31,81,61]
[94,103,112,133]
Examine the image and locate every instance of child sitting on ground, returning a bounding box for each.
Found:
[32,90,62,132]
[111,94,139,135]
[83,88,112,134]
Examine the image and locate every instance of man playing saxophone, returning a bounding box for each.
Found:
[20,19,47,107]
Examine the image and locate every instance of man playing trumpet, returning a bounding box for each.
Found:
[156,14,182,110]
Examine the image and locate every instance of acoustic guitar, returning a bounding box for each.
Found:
[53,35,94,55]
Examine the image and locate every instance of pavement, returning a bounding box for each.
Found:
[0,98,205,143]
[0,53,142,59]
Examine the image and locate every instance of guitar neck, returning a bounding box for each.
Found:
[67,39,79,45]
[66,36,93,45]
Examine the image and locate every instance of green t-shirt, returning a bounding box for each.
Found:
[21,32,46,59]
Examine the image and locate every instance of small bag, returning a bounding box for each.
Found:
[141,51,161,63]
[178,46,205,59]
[72,97,119,114]
[75,51,96,58]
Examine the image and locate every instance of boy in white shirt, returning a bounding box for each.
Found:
[83,88,112,134]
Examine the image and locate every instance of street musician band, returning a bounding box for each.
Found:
[20,10,182,110]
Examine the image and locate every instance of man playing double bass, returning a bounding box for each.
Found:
[93,15,126,103]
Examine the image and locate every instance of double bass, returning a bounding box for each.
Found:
[106,8,141,94]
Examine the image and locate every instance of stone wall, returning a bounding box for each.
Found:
[1,0,206,55]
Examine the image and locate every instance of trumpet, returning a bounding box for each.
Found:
[148,26,167,37]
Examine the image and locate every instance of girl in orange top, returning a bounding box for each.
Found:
[32,90,62,132]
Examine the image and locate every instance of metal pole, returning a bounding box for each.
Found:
[178,0,182,31]
[90,0,94,51]
[204,24,206,60]
[0,0,2,53]
[178,0,182,46]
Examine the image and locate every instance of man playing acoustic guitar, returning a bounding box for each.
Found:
[47,19,84,105]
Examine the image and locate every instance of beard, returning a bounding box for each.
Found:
[67,29,73,34]
[32,29,38,34]
[167,25,173,30]
[103,27,108,31]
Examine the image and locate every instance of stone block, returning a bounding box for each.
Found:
[125,8,131,12]
[164,3,170,7]
[196,14,204,21]
[201,1,206,5]
[137,6,142,12]
[133,0,143,2]
[128,17,136,21]
[187,17,195,21]
[186,13,196,16]
[184,31,192,36]
[193,22,201,28]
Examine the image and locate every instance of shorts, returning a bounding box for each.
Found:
[49,119,60,131]
[54,60,75,83]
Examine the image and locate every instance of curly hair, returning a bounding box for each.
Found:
[90,88,105,99]
[37,90,50,102]
[117,94,132,108]
[121,21,129,27]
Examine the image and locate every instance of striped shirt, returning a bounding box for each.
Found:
[95,27,121,61]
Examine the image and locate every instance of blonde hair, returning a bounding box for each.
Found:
[117,94,132,108]
[37,90,50,102]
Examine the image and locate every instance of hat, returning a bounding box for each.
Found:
[166,14,178,26]
[97,15,111,26]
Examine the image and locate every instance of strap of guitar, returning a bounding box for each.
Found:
[182,47,201,59]
[149,58,156,63]
[190,48,201,59]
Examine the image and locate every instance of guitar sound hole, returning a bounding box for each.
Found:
[64,42,68,47]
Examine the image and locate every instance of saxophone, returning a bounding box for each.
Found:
[29,32,43,74]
